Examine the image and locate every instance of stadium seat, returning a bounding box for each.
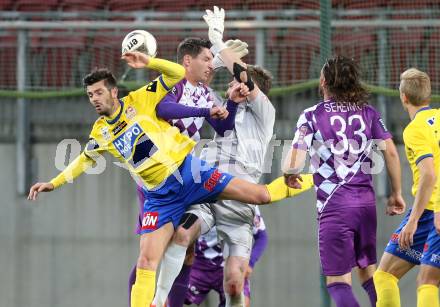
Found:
[295,0,320,10]
[389,0,437,9]
[389,28,424,85]
[332,30,376,61]
[38,35,86,87]
[338,0,387,9]
[107,0,151,11]
[154,0,196,12]
[0,34,17,88]
[60,0,105,11]
[248,0,286,10]
[200,0,243,10]
[0,0,13,10]
[14,0,59,11]
[275,29,319,84]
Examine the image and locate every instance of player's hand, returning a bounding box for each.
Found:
[284,173,303,189]
[28,182,54,201]
[212,39,249,70]
[229,83,250,103]
[210,106,229,120]
[386,193,406,216]
[398,219,417,250]
[244,265,253,279]
[203,6,225,44]
[435,212,440,234]
[121,51,150,68]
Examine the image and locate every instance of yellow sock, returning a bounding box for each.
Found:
[131,268,156,307]
[265,174,314,203]
[417,284,439,307]
[374,270,401,307]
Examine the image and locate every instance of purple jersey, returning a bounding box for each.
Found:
[166,79,214,142]
[193,227,224,271]
[291,100,392,213]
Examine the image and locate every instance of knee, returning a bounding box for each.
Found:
[417,271,440,287]
[225,279,242,297]
[225,268,245,296]
[137,252,159,271]
[173,227,194,247]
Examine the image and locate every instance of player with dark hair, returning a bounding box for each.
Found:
[150,7,313,307]
[28,50,307,307]
[283,56,405,307]
[127,36,245,306]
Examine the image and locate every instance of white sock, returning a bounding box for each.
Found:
[225,292,245,307]
[151,243,187,307]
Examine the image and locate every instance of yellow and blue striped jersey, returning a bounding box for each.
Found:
[51,58,192,190]
[403,107,440,211]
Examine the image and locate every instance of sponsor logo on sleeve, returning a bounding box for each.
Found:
[203,169,223,192]
[378,118,388,132]
[141,211,159,230]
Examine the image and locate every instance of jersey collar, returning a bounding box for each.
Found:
[106,99,124,125]
[414,106,431,118]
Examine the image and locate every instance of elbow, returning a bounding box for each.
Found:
[155,106,169,121]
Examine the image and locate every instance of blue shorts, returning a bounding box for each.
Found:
[139,154,234,234]
[384,209,440,267]
[421,224,440,268]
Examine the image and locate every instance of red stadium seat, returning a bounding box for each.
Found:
[332,30,376,60]
[107,0,152,11]
[37,35,86,87]
[0,34,17,88]
[0,0,13,10]
[388,0,436,9]
[14,0,59,11]
[388,28,424,86]
[274,29,320,83]
[154,0,196,12]
[335,0,387,9]
[248,0,286,10]
[200,0,243,10]
[60,0,105,11]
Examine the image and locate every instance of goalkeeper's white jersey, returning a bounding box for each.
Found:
[200,90,275,180]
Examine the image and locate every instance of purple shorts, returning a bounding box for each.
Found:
[185,267,225,306]
[318,205,377,276]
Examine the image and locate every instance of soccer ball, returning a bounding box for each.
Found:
[121,30,157,57]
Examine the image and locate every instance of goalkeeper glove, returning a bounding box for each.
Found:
[212,39,249,71]
[203,6,227,54]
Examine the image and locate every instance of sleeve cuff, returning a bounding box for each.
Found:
[415,153,433,165]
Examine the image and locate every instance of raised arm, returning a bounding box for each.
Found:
[203,6,260,101]
[121,51,185,93]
